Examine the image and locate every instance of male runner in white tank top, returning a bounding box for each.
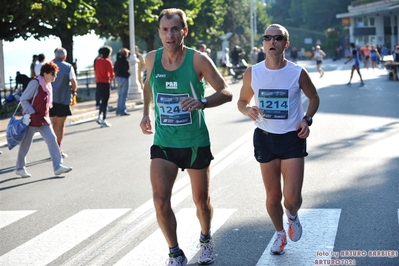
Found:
[237,23,320,255]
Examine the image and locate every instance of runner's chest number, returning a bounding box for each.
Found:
[258,89,289,119]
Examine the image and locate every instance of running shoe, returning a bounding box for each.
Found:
[101,120,111,128]
[16,168,31,178]
[288,214,302,242]
[54,165,73,176]
[270,232,287,255]
[61,151,68,158]
[198,240,215,265]
[166,250,188,266]
[96,115,102,124]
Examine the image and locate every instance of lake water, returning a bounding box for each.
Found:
[2,33,105,85]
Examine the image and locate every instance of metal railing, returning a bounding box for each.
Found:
[1,67,117,106]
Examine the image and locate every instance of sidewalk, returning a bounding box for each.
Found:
[0,75,234,146]
[0,88,143,145]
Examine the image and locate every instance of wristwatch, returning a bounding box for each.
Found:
[200,98,208,109]
[303,115,313,126]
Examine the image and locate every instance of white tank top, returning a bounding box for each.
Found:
[251,60,304,134]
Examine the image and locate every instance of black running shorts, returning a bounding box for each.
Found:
[50,102,72,117]
[150,145,214,171]
[253,128,308,163]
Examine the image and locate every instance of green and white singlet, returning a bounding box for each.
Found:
[149,47,210,148]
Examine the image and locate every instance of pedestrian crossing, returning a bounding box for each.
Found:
[0,209,130,266]
[1,208,398,265]
[0,210,36,229]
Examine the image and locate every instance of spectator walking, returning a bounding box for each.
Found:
[257,47,265,63]
[16,62,73,177]
[231,45,243,66]
[250,47,259,65]
[30,55,38,78]
[34,53,46,76]
[135,46,146,90]
[290,47,298,63]
[50,48,78,158]
[370,45,381,70]
[114,48,130,116]
[95,46,115,127]
[221,47,230,77]
[362,44,371,69]
[380,44,389,57]
[94,48,103,109]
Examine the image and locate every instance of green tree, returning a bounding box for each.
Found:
[93,0,162,51]
[266,0,351,55]
[1,0,97,64]
[93,0,226,53]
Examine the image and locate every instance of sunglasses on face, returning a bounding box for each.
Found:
[263,35,285,42]
[50,72,57,76]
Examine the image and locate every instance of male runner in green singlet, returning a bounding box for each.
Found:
[139,8,232,266]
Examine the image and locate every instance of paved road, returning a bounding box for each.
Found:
[0,60,398,265]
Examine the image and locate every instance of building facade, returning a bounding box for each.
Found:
[336,0,399,52]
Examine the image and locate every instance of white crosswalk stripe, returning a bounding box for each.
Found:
[0,209,130,266]
[2,208,398,265]
[256,208,341,266]
[0,210,36,229]
[114,208,236,266]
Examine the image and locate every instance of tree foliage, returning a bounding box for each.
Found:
[93,0,162,51]
[266,0,352,54]
[1,0,98,63]
[2,0,357,62]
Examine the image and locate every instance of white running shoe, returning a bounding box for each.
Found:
[101,120,111,128]
[54,165,73,176]
[198,240,215,265]
[270,231,287,255]
[166,250,188,266]
[288,214,302,242]
[96,115,102,125]
[16,168,31,178]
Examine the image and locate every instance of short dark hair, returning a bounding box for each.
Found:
[350,42,355,48]
[158,8,187,29]
[40,62,59,76]
[38,53,45,62]
[101,46,112,58]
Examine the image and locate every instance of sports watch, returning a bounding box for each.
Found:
[303,115,313,126]
[200,98,208,109]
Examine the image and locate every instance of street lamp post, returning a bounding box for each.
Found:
[250,0,254,49]
[128,0,142,100]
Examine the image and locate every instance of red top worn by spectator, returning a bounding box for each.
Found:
[95,57,115,83]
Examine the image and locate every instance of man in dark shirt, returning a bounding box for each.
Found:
[15,71,30,91]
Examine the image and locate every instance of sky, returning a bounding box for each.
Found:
[2,33,105,84]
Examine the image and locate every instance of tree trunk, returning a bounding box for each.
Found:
[121,34,130,50]
[59,31,74,64]
[145,35,155,52]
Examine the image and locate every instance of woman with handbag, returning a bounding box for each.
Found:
[16,62,73,177]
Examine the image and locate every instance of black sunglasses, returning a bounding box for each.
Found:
[263,35,285,42]
[50,72,57,76]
